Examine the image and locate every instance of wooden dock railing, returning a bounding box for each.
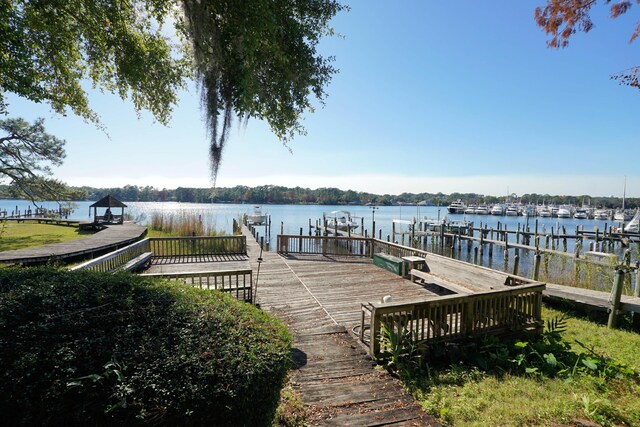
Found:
[71,239,152,273]
[363,283,545,358]
[149,236,247,258]
[140,269,254,303]
[372,239,429,259]
[277,234,373,257]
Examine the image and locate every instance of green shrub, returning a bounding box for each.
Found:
[0,267,291,426]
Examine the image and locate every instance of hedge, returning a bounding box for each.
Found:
[0,267,291,426]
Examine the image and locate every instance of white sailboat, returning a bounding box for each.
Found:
[614,176,630,222]
[624,209,640,233]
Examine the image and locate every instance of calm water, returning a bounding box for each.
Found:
[0,199,622,245]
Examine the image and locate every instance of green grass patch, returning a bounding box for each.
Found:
[0,221,94,251]
[397,306,640,426]
[0,267,291,426]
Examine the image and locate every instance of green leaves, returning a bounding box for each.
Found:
[1,0,188,125]
[0,267,291,426]
[181,0,347,178]
[0,117,70,203]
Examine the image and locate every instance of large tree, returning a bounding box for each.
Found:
[535,0,640,89]
[0,117,68,203]
[1,0,345,179]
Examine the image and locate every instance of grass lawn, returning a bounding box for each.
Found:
[0,222,95,252]
[406,306,640,426]
[145,228,176,238]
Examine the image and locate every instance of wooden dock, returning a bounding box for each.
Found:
[0,222,147,264]
[242,227,441,426]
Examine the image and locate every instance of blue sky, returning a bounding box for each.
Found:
[5,1,640,197]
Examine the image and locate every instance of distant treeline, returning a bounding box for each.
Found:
[0,184,631,209]
[0,184,636,208]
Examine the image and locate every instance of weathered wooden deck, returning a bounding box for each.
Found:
[0,222,147,264]
[241,228,441,426]
[145,255,250,274]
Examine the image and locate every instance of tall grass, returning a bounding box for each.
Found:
[536,252,638,296]
[149,211,220,236]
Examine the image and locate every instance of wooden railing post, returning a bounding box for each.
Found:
[370,307,380,357]
[533,252,541,281]
[608,266,626,329]
[464,298,474,334]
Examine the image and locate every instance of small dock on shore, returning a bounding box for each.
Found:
[0,222,147,265]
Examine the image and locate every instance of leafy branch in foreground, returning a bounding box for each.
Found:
[0,118,70,204]
[180,0,347,180]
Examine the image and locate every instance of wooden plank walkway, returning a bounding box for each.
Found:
[0,222,147,264]
[145,256,250,274]
[242,228,441,426]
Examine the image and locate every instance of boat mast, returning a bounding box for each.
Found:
[622,176,626,211]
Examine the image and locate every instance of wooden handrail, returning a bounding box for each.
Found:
[71,239,151,273]
[149,236,246,257]
[140,269,254,303]
[365,283,545,357]
[277,234,372,257]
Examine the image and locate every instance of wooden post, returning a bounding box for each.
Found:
[474,246,478,264]
[608,267,626,329]
[299,227,303,252]
[533,252,541,281]
[633,267,640,330]
[513,254,520,276]
[370,308,380,356]
[464,299,475,334]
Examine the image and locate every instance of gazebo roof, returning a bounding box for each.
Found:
[89,195,127,208]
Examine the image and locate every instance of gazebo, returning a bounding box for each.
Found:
[90,195,127,224]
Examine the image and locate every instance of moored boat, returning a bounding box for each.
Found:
[557,206,572,219]
[593,209,610,221]
[247,205,267,225]
[573,209,589,220]
[475,204,489,215]
[326,210,359,231]
[505,205,518,216]
[538,206,552,217]
[490,204,504,215]
[624,209,640,233]
[447,199,466,214]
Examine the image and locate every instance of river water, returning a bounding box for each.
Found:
[2,199,636,287]
[0,199,618,240]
